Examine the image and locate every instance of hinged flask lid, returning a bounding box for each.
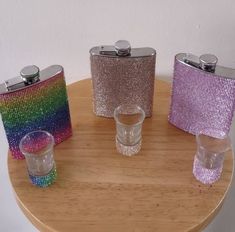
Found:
[0,65,63,94]
[90,40,156,58]
[176,53,235,79]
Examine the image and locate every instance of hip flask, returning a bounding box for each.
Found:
[90,40,156,117]
[0,65,72,159]
[169,53,235,137]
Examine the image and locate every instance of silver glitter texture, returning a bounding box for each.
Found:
[169,57,235,136]
[116,137,141,156]
[90,55,156,118]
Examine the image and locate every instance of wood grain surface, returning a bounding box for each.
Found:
[8,79,234,232]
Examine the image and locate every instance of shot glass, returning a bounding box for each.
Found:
[19,130,57,187]
[193,130,231,184]
[114,104,145,156]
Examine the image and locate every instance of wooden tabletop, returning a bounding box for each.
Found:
[8,79,234,232]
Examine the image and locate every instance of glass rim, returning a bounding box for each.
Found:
[19,130,55,157]
[113,104,145,127]
[196,129,230,139]
[196,129,231,153]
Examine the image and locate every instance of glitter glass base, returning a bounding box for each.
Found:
[116,138,141,156]
[29,165,57,187]
[193,156,222,184]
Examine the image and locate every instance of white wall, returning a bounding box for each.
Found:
[0,0,235,231]
[1,0,235,82]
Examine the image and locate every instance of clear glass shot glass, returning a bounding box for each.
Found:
[19,130,57,187]
[193,130,231,184]
[114,104,145,156]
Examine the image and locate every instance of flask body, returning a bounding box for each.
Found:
[90,42,156,118]
[0,65,72,159]
[169,53,235,136]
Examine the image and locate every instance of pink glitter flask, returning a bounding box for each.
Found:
[90,40,156,117]
[0,65,72,159]
[169,53,235,137]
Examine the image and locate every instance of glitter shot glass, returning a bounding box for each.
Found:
[19,130,57,187]
[114,104,145,156]
[193,130,231,184]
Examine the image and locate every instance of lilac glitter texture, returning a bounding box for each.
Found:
[193,156,222,184]
[90,55,156,118]
[169,55,235,136]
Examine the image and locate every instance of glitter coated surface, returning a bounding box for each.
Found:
[0,72,72,159]
[20,130,54,154]
[90,55,156,117]
[169,57,235,136]
[193,155,222,184]
[116,137,141,156]
[29,165,57,187]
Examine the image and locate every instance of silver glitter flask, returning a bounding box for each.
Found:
[169,53,235,137]
[90,40,156,117]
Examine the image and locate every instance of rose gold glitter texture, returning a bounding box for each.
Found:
[169,54,235,136]
[90,44,156,118]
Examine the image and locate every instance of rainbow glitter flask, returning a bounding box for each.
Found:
[169,53,235,137]
[0,65,72,159]
[90,40,156,118]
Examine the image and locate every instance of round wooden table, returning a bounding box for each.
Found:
[8,79,234,232]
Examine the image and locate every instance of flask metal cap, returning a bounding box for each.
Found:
[176,53,235,79]
[90,40,155,58]
[181,53,218,73]
[199,54,218,72]
[114,40,131,56]
[20,65,40,84]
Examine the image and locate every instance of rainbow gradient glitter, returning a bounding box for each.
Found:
[29,165,57,187]
[0,70,72,159]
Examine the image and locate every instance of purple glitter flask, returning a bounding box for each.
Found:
[169,53,235,137]
[90,40,156,118]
